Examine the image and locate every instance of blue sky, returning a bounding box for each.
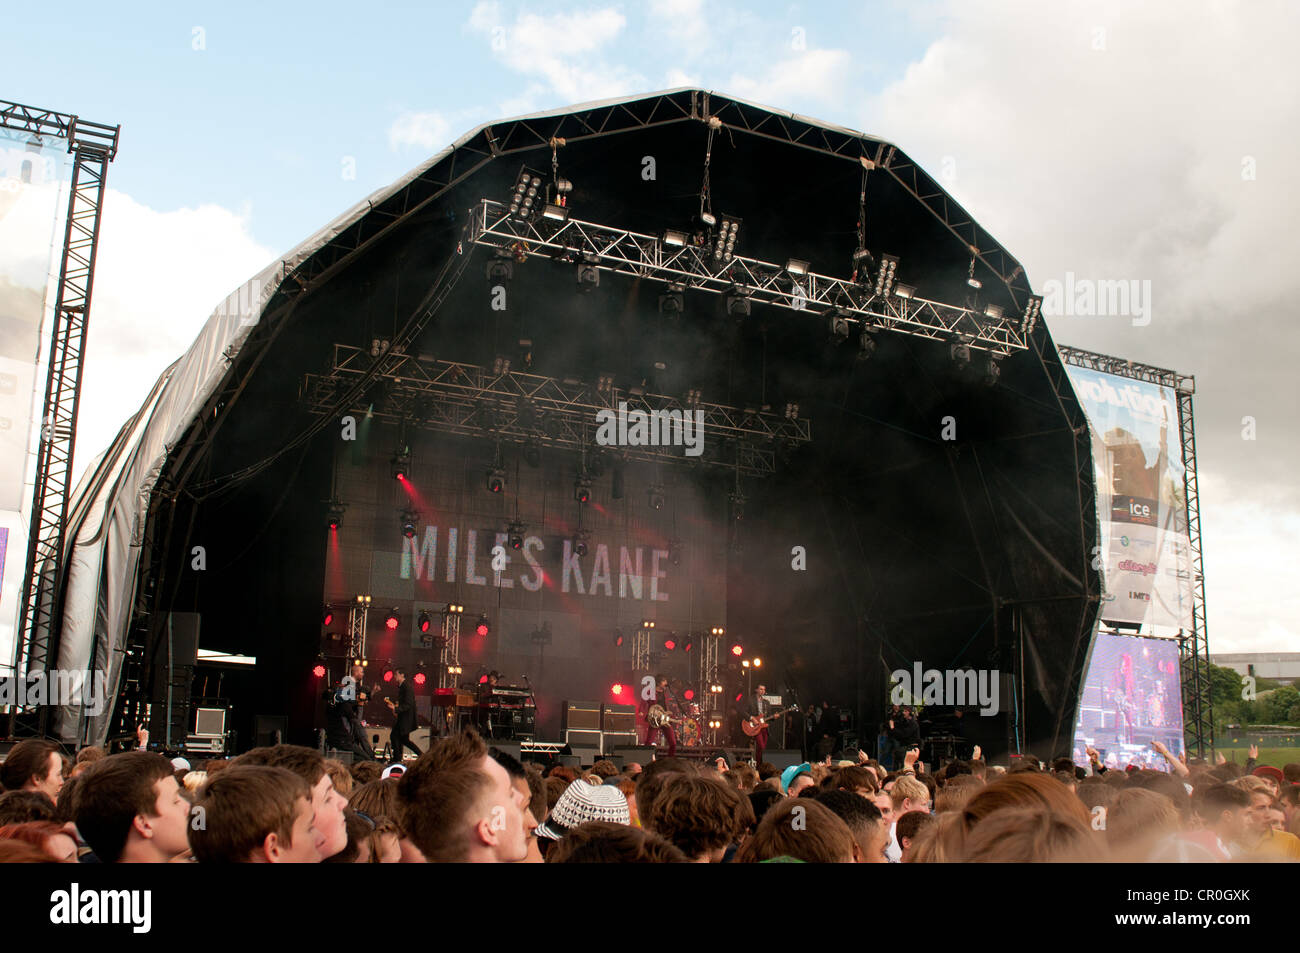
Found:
[6,1,937,257]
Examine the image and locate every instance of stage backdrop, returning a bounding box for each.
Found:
[1072,630,1184,769]
[1065,366,1194,629]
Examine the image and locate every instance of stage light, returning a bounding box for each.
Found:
[734,692,744,703]
[1021,295,1043,336]
[894,283,916,300]
[577,253,600,291]
[753,657,763,667]
[950,340,973,365]
[391,452,410,481]
[683,689,695,701]
[492,355,512,376]
[508,521,525,550]
[487,468,506,493]
[413,671,427,686]
[614,630,625,647]
[486,252,513,283]
[448,664,461,675]
[713,215,740,262]
[785,258,810,276]
[700,210,717,228]
[648,484,665,511]
[726,286,751,316]
[984,303,1004,320]
[662,228,688,247]
[967,251,982,290]
[874,253,899,297]
[711,626,725,636]
[611,683,624,697]
[658,285,684,316]
[984,355,1002,387]
[642,619,656,630]
[682,638,693,653]
[857,329,876,361]
[446,603,464,614]
[830,311,851,341]
[742,659,750,668]
[322,607,334,626]
[312,663,326,679]
[543,203,569,222]
[784,402,799,420]
[326,501,345,531]
[574,477,591,504]
[479,674,489,684]
[731,643,743,656]
[385,610,400,630]
[401,511,418,539]
[664,639,676,651]
[508,169,545,222]
[555,177,573,195]
[475,614,490,637]
[383,668,394,683]
[418,611,432,634]
[574,531,590,558]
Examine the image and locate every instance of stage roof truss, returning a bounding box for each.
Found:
[467,199,1028,356]
[301,345,811,477]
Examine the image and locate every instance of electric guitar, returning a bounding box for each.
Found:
[742,704,798,737]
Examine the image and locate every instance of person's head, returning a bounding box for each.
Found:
[190,765,321,863]
[365,815,402,863]
[896,809,938,860]
[590,759,619,780]
[351,662,364,680]
[545,821,689,863]
[1127,769,1191,822]
[232,744,347,859]
[349,760,382,786]
[963,772,1092,829]
[755,683,766,696]
[1106,787,1181,861]
[1282,763,1300,785]
[814,789,887,862]
[734,798,856,863]
[398,730,527,863]
[393,667,406,685]
[490,747,542,862]
[655,674,667,690]
[967,758,988,781]
[323,808,376,863]
[935,775,982,814]
[1194,784,1252,844]
[0,821,79,862]
[726,763,759,793]
[889,775,931,815]
[635,757,692,823]
[0,740,63,801]
[646,774,745,862]
[871,790,896,826]
[781,763,814,797]
[906,810,970,863]
[962,807,1107,862]
[1235,784,1280,839]
[74,752,192,863]
[0,790,56,826]
[322,759,353,799]
[831,765,878,798]
[1076,776,1118,816]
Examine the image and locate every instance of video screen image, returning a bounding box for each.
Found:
[1073,632,1185,770]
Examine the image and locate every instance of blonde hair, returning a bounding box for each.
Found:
[890,775,930,809]
[182,771,208,794]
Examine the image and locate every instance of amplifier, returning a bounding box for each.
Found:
[193,707,227,737]
[602,704,636,733]
[183,736,226,755]
[602,731,637,752]
[563,700,602,732]
[565,729,602,750]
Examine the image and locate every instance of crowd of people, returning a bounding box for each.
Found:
[0,732,1296,863]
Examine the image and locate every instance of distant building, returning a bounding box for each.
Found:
[1211,653,1300,686]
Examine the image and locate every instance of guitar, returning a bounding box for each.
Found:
[647,704,684,728]
[742,704,798,737]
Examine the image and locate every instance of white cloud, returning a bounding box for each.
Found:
[388,111,454,152]
[74,190,274,476]
[728,48,855,107]
[648,0,712,59]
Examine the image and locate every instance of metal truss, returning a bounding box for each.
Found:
[347,603,368,661]
[2,101,119,714]
[632,625,654,671]
[301,345,812,477]
[1057,344,1211,755]
[466,200,1031,357]
[437,614,461,690]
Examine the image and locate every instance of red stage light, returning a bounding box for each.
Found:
[664,639,676,651]
[312,664,326,679]
[419,612,432,634]
[734,692,743,702]
[731,644,743,656]
[413,672,426,686]
[383,669,394,683]
[683,689,695,701]
[476,621,489,637]
[385,610,400,630]
[322,608,334,626]
[611,683,624,696]
[479,674,489,684]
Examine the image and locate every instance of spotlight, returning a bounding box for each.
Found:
[712,215,741,263]
[391,453,409,481]
[731,643,743,656]
[753,657,763,667]
[785,258,810,276]
[682,638,693,653]
[1021,295,1043,336]
[894,283,916,300]
[950,340,973,365]
[322,606,334,626]
[648,484,665,510]
[642,619,656,630]
[857,329,877,361]
[984,303,1004,320]
[385,610,400,630]
[742,659,750,668]
[683,689,695,700]
[446,603,464,615]
[613,629,625,647]
[326,501,345,531]
[830,311,851,341]
[555,177,573,195]
[734,692,744,703]
[726,286,751,317]
[699,211,717,228]
[984,355,1002,387]
[542,202,569,222]
[710,626,726,636]
[577,253,600,291]
[573,531,590,558]
[401,511,418,539]
[574,476,591,504]
[413,671,427,686]
[874,253,899,297]
[487,468,506,494]
[492,355,512,376]
[658,285,684,316]
[611,683,625,697]
[507,168,545,222]
[382,668,394,683]
[418,611,432,634]
[312,663,326,679]
[486,253,513,283]
[475,614,490,637]
[447,664,461,675]
[664,639,676,651]
[508,521,525,550]
[784,402,799,420]
[662,228,688,247]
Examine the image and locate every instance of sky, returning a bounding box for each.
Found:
[2,0,1297,657]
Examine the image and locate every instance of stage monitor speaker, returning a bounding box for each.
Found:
[168,612,201,668]
[563,700,602,732]
[613,745,657,767]
[601,704,636,733]
[254,715,288,749]
[564,728,601,750]
[760,748,804,771]
[193,707,226,737]
[489,741,521,763]
[602,731,637,752]
[565,745,600,767]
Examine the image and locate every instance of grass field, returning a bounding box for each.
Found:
[1212,746,1300,767]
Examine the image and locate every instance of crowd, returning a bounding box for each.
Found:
[0,732,1297,863]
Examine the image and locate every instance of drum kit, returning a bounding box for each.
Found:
[680,702,703,748]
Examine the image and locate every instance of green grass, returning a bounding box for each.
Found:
[1211,745,1300,767]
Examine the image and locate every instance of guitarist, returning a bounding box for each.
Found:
[643,674,678,757]
[385,667,422,762]
[744,683,772,765]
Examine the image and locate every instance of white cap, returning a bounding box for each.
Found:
[381,763,406,780]
[170,757,191,772]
